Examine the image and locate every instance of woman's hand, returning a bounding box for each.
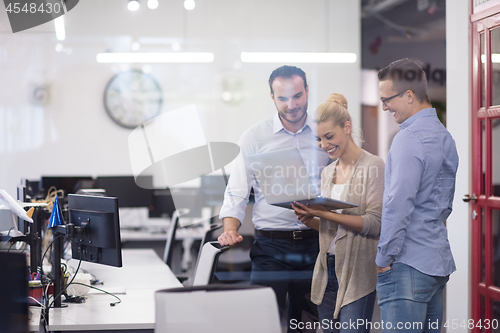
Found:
[295,212,316,228]
[291,201,328,219]
[291,204,318,230]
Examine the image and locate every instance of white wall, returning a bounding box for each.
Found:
[0,0,361,194]
[445,0,471,329]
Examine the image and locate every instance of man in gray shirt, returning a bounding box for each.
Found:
[377,58,458,333]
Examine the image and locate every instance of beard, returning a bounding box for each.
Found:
[277,101,308,125]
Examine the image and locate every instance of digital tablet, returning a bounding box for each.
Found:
[272,196,358,210]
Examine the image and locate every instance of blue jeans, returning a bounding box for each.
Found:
[250,234,319,333]
[376,262,449,333]
[318,254,376,333]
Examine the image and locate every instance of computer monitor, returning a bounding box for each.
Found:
[67,194,122,267]
[0,252,29,333]
[95,176,153,208]
[20,179,40,199]
[149,189,176,218]
[40,176,94,197]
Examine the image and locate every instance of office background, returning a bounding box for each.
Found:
[0,0,361,191]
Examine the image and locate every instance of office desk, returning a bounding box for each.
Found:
[47,249,182,332]
[121,221,207,271]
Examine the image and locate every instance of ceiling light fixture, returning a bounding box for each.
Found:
[128,0,140,11]
[184,0,195,10]
[147,0,158,9]
[96,52,214,63]
[240,52,357,63]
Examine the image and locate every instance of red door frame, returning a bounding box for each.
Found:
[471,7,500,331]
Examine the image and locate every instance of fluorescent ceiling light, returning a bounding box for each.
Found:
[54,16,65,41]
[96,52,214,63]
[240,52,357,63]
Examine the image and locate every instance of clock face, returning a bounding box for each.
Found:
[104,70,163,128]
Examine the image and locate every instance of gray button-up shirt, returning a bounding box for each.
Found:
[376,108,459,276]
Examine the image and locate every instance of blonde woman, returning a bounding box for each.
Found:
[292,93,384,333]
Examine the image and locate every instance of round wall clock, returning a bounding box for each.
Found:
[103,70,163,129]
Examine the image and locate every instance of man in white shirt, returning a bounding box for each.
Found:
[218,65,329,332]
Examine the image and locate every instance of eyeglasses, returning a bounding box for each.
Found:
[380,91,406,106]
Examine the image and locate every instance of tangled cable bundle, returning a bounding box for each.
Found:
[32,186,64,213]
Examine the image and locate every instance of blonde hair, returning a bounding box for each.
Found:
[316,93,351,127]
[315,93,364,144]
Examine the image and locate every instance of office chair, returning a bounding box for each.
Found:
[162,208,191,283]
[155,284,281,333]
[212,204,254,283]
[163,208,189,265]
[192,241,230,286]
[193,222,223,262]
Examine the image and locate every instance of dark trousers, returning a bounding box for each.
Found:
[250,234,319,333]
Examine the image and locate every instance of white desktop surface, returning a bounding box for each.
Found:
[120,223,206,242]
[120,220,208,272]
[47,249,182,331]
[29,306,42,332]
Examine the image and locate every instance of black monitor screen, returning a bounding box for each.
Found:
[40,176,93,196]
[68,194,122,267]
[96,176,153,208]
[24,179,40,198]
[0,252,28,333]
[149,189,176,218]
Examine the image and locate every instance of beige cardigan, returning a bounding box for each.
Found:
[310,149,385,319]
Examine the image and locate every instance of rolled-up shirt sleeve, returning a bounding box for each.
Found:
[218,150,253,223]
[376,131,425,267]
[219,128,258,224]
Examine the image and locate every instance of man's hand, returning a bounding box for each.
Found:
[218,230,244,246]
[218,217,244,246]
[376,265,392,274]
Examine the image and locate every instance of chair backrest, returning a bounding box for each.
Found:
[163,208,189,265]
[213,204,254,278]
[194,222,223,265]
[192,241,230,286]
[200,222,223,246]
[155,285,281,333]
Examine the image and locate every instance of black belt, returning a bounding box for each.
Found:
[255,229,319,240]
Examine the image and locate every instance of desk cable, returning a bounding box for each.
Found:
[69,282,122,306]
[47,257,82,310]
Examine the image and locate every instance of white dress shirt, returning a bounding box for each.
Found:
[219,113,330,230]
